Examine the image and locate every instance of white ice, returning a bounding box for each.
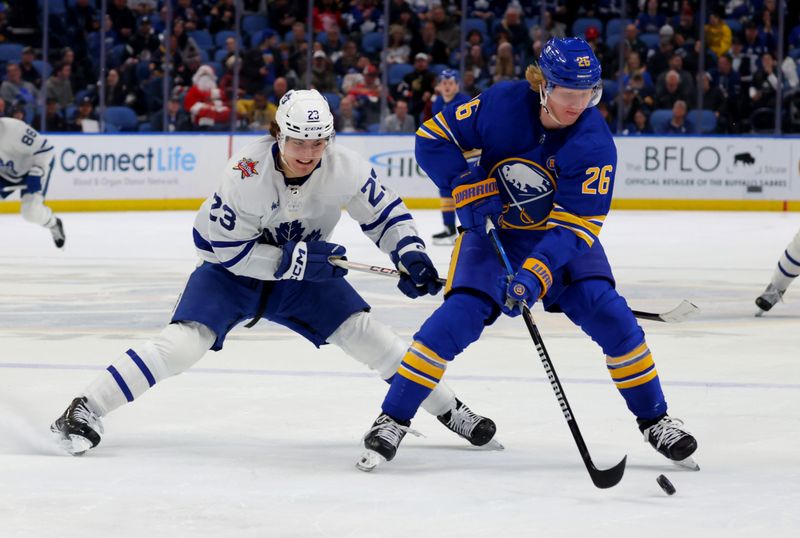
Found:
[1,209,799,538]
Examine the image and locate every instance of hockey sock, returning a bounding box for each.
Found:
[771,239,800,291]
[82,322,214,416]
[439,190,455,228]
[559,279,667,420]
[382,292,494,420]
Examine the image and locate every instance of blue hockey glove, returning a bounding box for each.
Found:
[274,240,348,281]
[451,165,503,233]
[391,237,443,298]
[502,258,552,317]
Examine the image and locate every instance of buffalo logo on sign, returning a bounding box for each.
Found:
[733,152,755,166]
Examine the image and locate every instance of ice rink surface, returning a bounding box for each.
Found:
[1,209,799,538]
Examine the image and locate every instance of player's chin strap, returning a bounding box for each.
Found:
[539,85,565,127]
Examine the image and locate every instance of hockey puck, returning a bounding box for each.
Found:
[656,474,676,495]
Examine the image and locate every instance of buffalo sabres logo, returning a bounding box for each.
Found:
[491,157,556,230]
[233,158,259,179]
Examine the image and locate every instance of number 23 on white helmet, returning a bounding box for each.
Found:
[275,89,335,154]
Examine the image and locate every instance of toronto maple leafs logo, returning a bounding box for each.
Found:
[261,220,322,246]
[233,158,259,179]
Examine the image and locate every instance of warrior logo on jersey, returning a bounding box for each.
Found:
[262,220,322,246]
[233,158,259,179]
[491,157,556,230]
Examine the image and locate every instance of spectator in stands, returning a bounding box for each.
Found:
[665,99,692,134]
[742,21,769,62]
[682,38,718,78]
[1,63,39,109]
[621,51,653,89]
[268,0,306,37]
[610,24,648,75]
[397,53,436,124]
[636,0,666,34]
[529,10,566,46]
[656,55,694,105]
[45,62,74,111]
[465,44,489,83]
[674,6,698,47]
[713,54,741,99]
[334,39,360,77]
[655,70,687,110]
[349,63,382,128]
[704,9,732,58]
[184,65,231,130]
[382,99,416,133]
[286,21,310,74]
[237,90,277,132]
[493,4,529,56]
[334,95,363,133]
[623,109,653,135]
[729,36,756,84]
[758,3,778,53]
[173,0,206,32]
[386,25,411,65]
[33,98,68,133]
[698,72,725,133]
[209,0,237,34]
[68,96,99,133]
[104,68,133,107]
[19,47,42,88]
[9,105,26,122]
[67,0,97,54]
[271,77,289,106]
[430,4,460,54]
[313,0,344,33]
[584,26,611,77]
[303,50,337,94]
[412,21,450,66]
[628,72,656,109]
[151,95,193,132]
[610,85,643,128]
[61,47,92,97]
[322,24,344,59]
[128,16,160,60]
[171,18,203,71]
[749,52,779,111]
[240,30,282,95]
[648,29,675,81]
[109,0,136,40]
[490,41,521,84]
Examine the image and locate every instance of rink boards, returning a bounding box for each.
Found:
[1,133,799,212]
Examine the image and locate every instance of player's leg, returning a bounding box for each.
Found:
[432,188,457,245]
[326,310,498,447]
[756,228,800,314]
[556,277,698,465]
[19,164,64,248]
[51,262,265,454]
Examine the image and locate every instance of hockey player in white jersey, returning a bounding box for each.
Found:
[755,228,800,315]
[51,89,499,456]
[0,118,65,248]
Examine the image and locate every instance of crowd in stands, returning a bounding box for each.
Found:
[0,0,799,134]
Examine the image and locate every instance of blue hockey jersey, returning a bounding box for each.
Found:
[415,80,617,273]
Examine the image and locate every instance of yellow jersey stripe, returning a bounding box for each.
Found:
[550,208,603,236]
[415,126,436,139]
[546,222,595,246]
[422,118,449,140]
[444,233,464,295]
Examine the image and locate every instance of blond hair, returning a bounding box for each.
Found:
[525,64,546,93]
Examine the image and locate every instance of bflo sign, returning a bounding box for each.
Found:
[617,138,796,199]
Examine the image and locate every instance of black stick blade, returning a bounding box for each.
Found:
[588,455,627,489]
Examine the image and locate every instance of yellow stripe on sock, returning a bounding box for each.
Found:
[615,368,658,389]
[397,367,438,390]
[402,351,446,380]
[608,352,654,381]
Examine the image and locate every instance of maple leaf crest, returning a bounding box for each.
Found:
[261,220,322,246]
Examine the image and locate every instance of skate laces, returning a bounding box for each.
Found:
[761,284,785,305]
[645,416,688,449]
[445,403,481,438]
[363,416,421,446]
[69,401,102,432]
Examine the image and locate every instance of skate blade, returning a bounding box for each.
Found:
[481,439,505,451]
[432,237,456,246]
[755,309,765,317]
[356,449,386,472]
[673,456,700,471]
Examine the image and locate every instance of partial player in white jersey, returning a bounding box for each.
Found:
[0,118,65,248]
[755,228,800,315]
[51,89,499,456]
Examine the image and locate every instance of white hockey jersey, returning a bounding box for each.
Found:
[0,118,55,183]
[193,137,421,281]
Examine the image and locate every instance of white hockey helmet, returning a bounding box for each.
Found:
[275,89,335,152]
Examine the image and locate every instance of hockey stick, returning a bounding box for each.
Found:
[329,257,698,324]
[484,218,626,489]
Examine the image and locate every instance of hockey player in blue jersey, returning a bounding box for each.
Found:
[50,90,498,456]
[357,38,698,472]
[429,69,473,246]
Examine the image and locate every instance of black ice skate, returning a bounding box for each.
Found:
[49,217,65,249]
[51,397,103,455]
[437,398,503,450]
[432,224,457,246]
[755,284,785,316]
[638,414,699,471]
[356,413,420,472]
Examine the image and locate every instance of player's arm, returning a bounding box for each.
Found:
[347,164,442,298]
[508,143,617,308]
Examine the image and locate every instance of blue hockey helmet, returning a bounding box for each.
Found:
[538,37,603,106]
